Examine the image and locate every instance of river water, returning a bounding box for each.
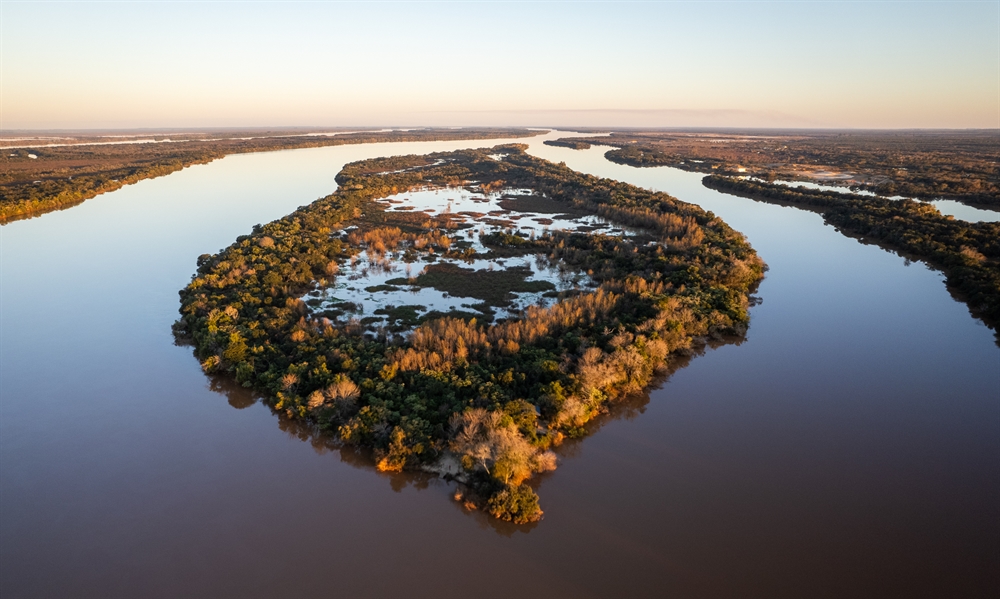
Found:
[1,131,997,598]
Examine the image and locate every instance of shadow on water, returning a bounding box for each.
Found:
[181,325,752,537]
[200,364,542,536]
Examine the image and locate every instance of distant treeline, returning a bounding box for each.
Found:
[544,131,1000,210]
[0,129,543,223]
[703,175,1000,344]
[175,145,764,523]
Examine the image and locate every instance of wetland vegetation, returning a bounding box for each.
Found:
[175,145,764,523]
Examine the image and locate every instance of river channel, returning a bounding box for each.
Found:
[2,131,997,598]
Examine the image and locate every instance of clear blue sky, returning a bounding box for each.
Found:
[2,1,997,129]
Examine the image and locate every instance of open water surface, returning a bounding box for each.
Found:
[2,131,997,598]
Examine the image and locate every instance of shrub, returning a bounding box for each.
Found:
[488,484,543,524]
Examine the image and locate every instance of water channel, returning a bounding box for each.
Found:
[2,131,997,598]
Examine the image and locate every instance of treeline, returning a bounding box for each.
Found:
[0,155,216,222]
[703,175,1000,344]
[0,129,541,223]
[544,131,1000,210]
[175,146,764,523]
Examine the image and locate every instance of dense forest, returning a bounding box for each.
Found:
[546,130,1000,209]
[175,146,764,523]
[0,128,541,223]
[703,175,1000,344]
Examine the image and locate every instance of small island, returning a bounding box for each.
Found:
[543,139,592,150]
[175,145,764,523]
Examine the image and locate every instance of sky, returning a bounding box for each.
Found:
[1,1,997,130]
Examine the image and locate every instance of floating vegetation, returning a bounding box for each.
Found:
[177,145,765,523]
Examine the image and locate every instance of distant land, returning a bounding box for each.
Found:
[544,129,1000,210]
[0,127,545,223]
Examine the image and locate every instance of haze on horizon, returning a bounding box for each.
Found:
[1,1,996,131]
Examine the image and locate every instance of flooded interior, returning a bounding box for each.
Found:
[1,130,997,598]
[301,185,609,330]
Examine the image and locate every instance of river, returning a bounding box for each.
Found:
[1,131,997,598]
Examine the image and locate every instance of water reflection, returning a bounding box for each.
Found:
[195,329,745,536]
[208,376,259,410]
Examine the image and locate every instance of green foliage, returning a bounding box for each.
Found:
[487,484,543,524]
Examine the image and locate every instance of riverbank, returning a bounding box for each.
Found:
[702,175,1000,344]
[543,130,1000,210]
[0,128,544,223]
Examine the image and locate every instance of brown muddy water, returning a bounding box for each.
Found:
[2,131,997,598]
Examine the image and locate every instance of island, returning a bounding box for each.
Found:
[175,145,765,523]
[543,139,592,150]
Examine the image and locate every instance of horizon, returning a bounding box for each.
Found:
[2,1,996,130]
[3,125,998,136]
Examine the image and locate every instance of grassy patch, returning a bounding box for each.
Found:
[365,284,401,293]
[409,263,555,306]
[467,302,497,318]
[543,289,584,299]
[374,304,426,327]
[499,194,587,215]
[479,232,550,256]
